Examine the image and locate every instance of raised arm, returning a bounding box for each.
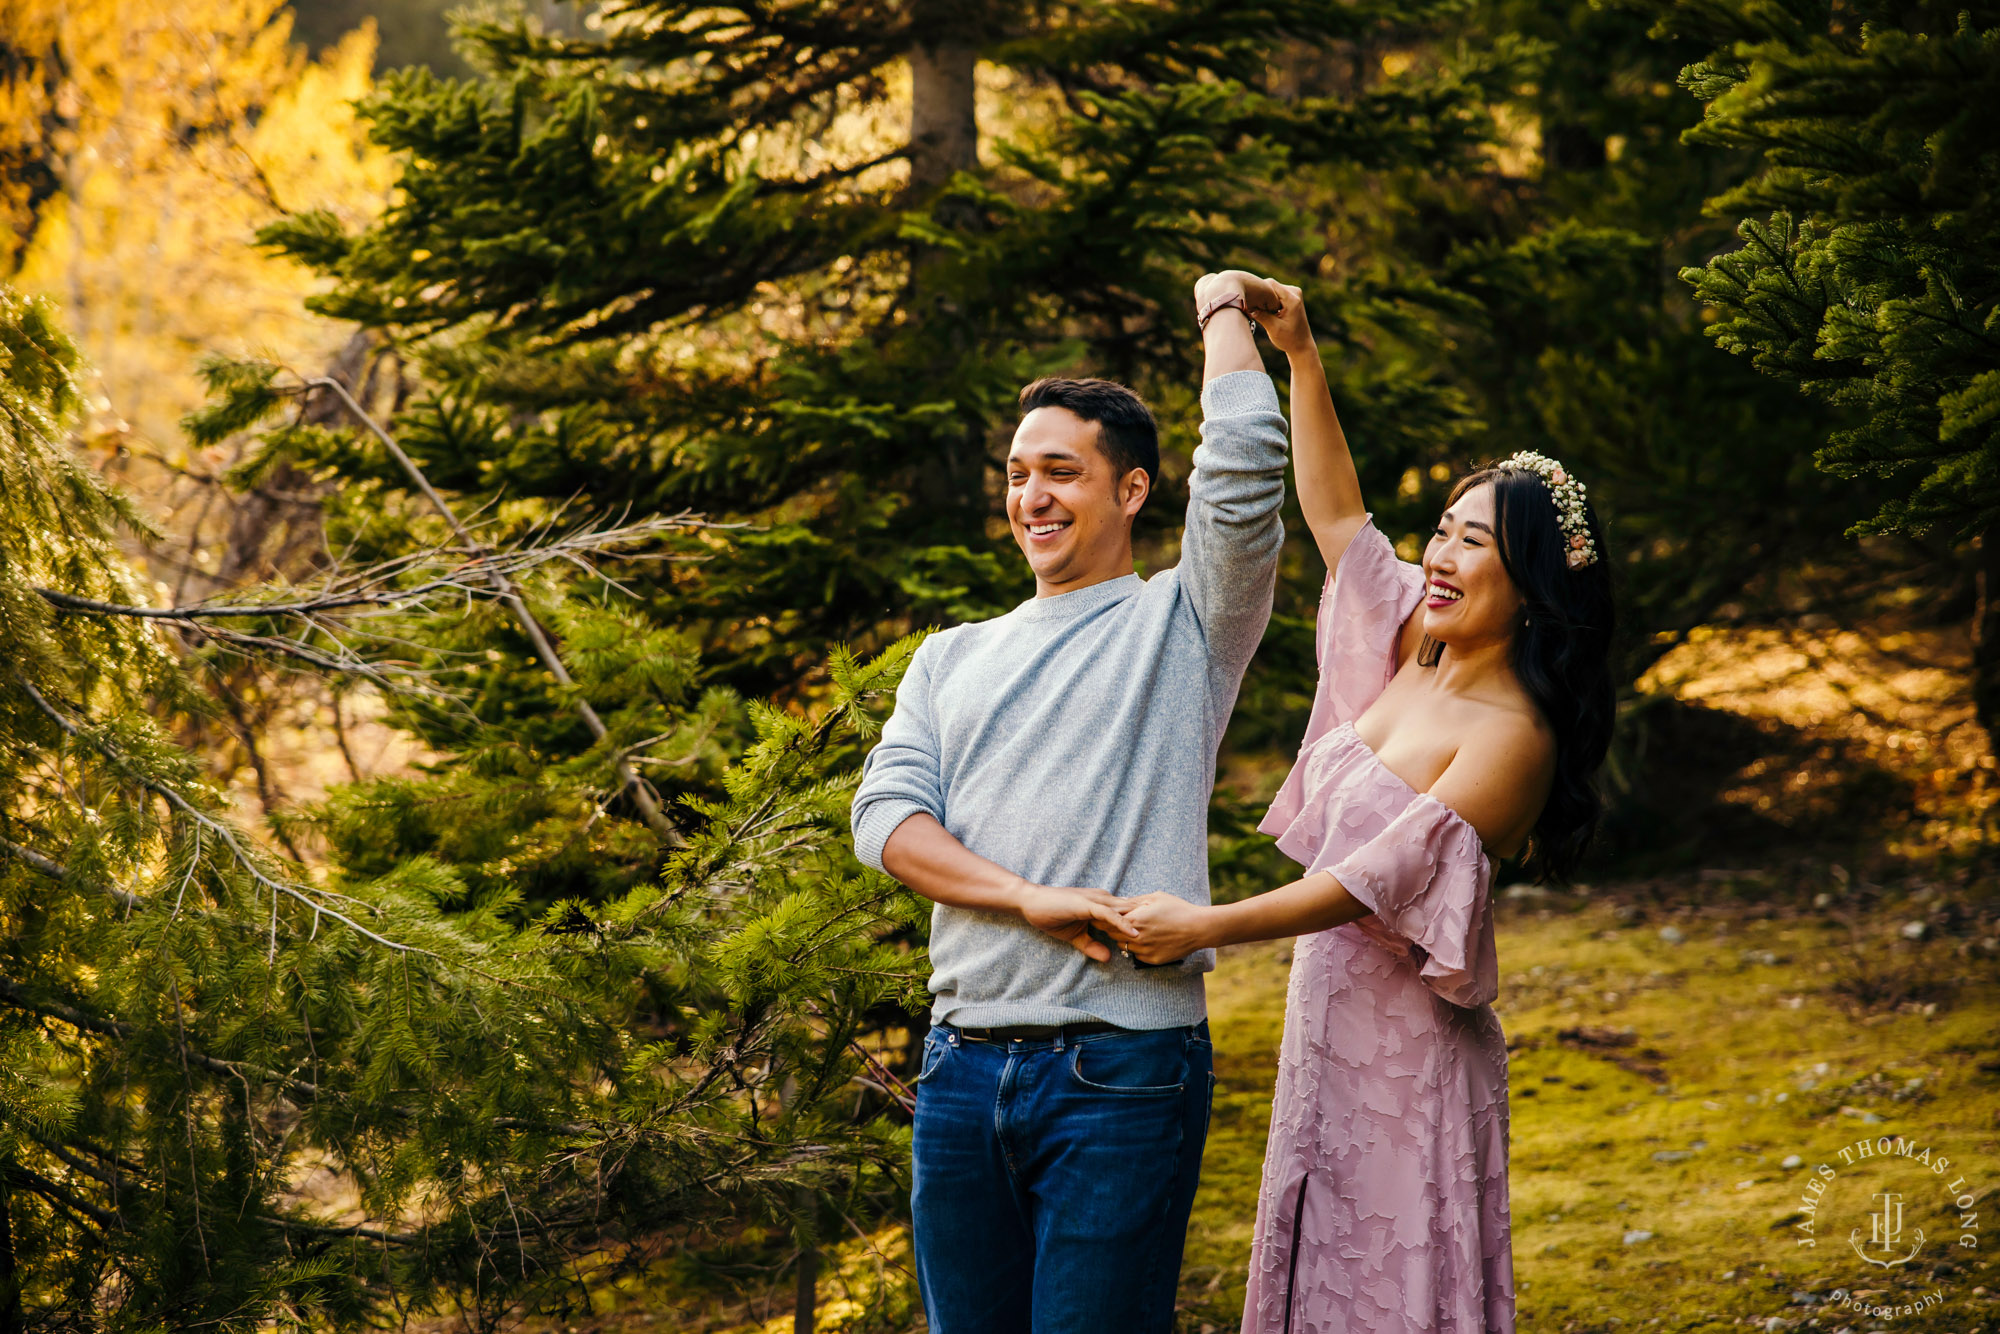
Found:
[1177,271,1292,705]
[1257,284,1369,572]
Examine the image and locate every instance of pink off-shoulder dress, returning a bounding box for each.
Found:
[1243,515,1514,1334]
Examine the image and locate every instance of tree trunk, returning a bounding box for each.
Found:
[907,35,977,197]
[793,1193,819,1334]
[0,1170,22,1334]
[1542,122,1606,172]
[1975,528,2000,750]
[905,10,988,528]
[779,1076,817,1333]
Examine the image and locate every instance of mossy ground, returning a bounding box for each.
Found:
[1178,887,2000,1334]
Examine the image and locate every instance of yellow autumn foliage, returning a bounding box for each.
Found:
[6,0,393,453]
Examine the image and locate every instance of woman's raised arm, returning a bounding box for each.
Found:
[1258,283,1369,571]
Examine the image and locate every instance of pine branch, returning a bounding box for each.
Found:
[23,1134,147,1199]
[259,1217,422,1247]
[0,1163,119,1232]
[0,836,142,912]
[13,675,448,965]
[0,975,323,1105]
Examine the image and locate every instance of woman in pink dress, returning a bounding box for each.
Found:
[1121,276,1615,1332]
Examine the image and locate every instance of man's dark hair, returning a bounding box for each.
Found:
[1017,377,1160,499]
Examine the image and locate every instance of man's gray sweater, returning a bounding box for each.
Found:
[850,370,1288,1030]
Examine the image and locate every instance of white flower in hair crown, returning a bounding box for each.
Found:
[1502,450,1598,569]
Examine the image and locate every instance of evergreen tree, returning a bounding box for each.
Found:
[232,0,1546,912]
[0,287,924,1329]
[253,0,1879,872]
[256,0,1524,702]
[1364,0,1866,680]
[1663,0,2000,729]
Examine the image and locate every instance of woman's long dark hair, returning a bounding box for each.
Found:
[1418,464,1616,883]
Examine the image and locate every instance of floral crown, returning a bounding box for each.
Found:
[1501,450,1598,569]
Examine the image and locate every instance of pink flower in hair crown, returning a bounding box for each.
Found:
[1500,449,1598,569]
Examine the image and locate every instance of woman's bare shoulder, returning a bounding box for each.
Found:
[1424,700,1556,857]
[1469,695,1556,770]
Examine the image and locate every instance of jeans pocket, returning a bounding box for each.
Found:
[915,1032,950,1085]
[1068,1038,1186,1096]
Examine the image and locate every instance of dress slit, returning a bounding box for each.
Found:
[1281,1172,1310,1334]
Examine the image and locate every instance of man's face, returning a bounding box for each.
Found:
[1005,407,1149,594]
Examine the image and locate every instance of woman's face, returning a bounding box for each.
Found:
[1421,481,1526,649]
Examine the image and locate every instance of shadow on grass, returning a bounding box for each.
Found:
[1594,697,1915,877]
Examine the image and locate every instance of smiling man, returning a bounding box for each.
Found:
[850,271,1291,1332]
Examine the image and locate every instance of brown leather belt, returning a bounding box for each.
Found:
[949,1020,1124,1043]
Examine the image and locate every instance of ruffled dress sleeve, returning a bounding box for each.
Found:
[1259,516,1425,837]
[1329,796,1500,1008]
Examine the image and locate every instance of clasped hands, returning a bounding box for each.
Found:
[1019,883,1213,966]
[1193,269,1315,358]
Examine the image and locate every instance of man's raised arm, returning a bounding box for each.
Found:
[1177,271,1291,707]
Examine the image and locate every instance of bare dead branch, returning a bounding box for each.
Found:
[299,376,689,844]
[33,511,732,711]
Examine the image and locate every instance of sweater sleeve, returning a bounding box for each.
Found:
[1176,370,1289,714]
[1329,795,1500,1008]
[850,637,946,873]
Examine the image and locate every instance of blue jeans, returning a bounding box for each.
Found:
[911,1020,1214,1334]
